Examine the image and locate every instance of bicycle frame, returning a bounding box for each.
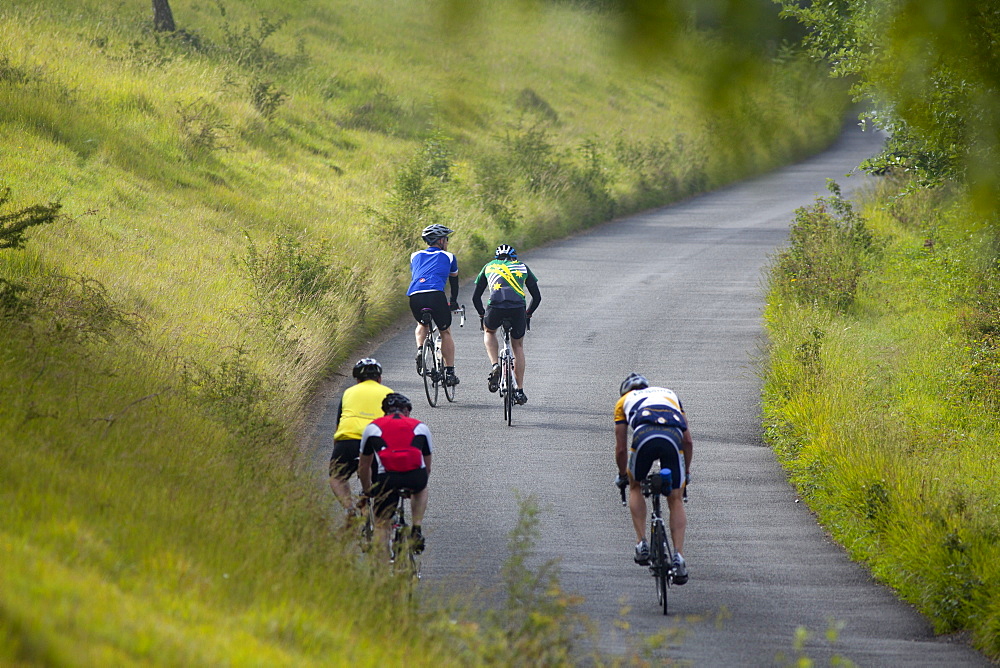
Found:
[418,306,465,408]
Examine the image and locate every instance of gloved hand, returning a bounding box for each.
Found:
[615,474,629,492]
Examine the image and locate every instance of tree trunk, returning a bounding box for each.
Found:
[152,0,176,32]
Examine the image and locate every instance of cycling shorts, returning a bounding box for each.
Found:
[409,291,452,331]
[329,439,378,480]
[370,468,428,519]
[483,305,527,339]
[628,426,686,490]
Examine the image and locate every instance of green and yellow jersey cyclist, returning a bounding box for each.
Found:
[471,244,541,405]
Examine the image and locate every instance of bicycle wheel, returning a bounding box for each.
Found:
[421,338,438,407]
[652,522,669,615]
[502,355,513,425]
[442,336,456,403]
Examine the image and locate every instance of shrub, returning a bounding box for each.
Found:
[773,180,878,312]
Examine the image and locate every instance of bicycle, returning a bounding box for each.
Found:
[417,305,466,407]
[619,468,678,615]
[388,488,421,580]
[357,491,421,580]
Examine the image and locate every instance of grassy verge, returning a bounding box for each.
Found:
[2,0,849,662]
[762,178,1000,657]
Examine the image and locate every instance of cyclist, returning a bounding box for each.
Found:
[408,224,460,387]
[471,244,541,405]
[358,393,433,556]
[614,373,693,584]
[329,358,393,521]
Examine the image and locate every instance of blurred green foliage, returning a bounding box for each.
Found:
[775,0,1000,216]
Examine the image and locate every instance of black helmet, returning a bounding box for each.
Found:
[352,358,382,380]
[381,392,413,414]
[495,244,517,260]
[421,224,454,245]
[619,373,649,396]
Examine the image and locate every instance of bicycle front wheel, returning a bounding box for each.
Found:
[422,340,438,407]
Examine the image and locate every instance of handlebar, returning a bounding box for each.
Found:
[453,304,466,327]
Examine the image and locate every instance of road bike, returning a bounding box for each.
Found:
[388,488,421,580]
[620,468,678,615]
[417,305,465,407]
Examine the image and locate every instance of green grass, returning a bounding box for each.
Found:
[762,178,1000,657]
[1,0,849,662]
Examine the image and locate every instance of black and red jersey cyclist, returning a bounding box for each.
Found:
[358,393,432,555]
[472,244,541,405]
[407,224,460,387]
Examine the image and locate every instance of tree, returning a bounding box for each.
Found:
[775,0,1000,216]
[152,0,175,32]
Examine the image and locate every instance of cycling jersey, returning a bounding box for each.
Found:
[332,380,394,441]
[361,413,433,474]
[614,387,687,432]
[474,258,538,309]
[407,247,458,295]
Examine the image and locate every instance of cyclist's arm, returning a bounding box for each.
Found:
[681,427,693,476]
[449,275,459,306]
[423,453,432,476]
[471,274,487,316]
[614,422,629,478]
[526,276,541,316]
[358,452,374,493]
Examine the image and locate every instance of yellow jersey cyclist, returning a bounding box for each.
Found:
[471,244,541,405]
[614,373,693,584]
[408,224,460,387]
[329,358,394,522]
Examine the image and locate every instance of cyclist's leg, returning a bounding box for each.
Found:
[328,439,360,513]
[658,435,687,554]
[439,326,455,367]
[409,295,431,350]
[666,488,687,555]
[628,442,657,543]
[511,336,526,387]
[370,476,398,559]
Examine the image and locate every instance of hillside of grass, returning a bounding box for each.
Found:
[762,178,1000,658]
[1,0,849,663]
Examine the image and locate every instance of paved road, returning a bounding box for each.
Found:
[305,122,989,665]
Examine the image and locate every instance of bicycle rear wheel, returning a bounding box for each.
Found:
[502,355,513,425]
[422,338,438,407]
[652,522,669,615]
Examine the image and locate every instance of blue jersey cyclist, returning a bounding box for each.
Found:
[407,224,460,387]
[472,244,541,405]
[614,373,693,584]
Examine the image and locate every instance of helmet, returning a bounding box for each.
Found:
[495,244,517,260]
[422,224,454,245]
[619,373,649,396]
[381,392,413,414]
[352,357,382,380]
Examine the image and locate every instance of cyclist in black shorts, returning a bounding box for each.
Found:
[329,359,393,522]
[358,393,433,556]
[472,244,541,405]
[407,224,460,386]
[614,373,693,584]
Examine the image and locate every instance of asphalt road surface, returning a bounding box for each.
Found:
[305,122,989,666]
